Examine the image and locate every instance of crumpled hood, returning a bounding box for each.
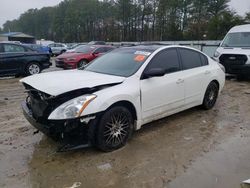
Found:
[20,70,125,96]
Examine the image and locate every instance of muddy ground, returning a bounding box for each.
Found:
[0,67,250,188]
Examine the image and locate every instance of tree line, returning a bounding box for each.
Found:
[1,0,250,42]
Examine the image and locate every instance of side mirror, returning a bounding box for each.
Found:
[142,68,165,79]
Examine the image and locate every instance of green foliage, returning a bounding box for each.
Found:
[1,0,248,42]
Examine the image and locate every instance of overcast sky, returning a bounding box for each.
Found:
[0,0,250,27]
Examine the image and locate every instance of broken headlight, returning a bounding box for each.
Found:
[48,94,97,120]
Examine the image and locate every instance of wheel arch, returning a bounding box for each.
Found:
[210,79,220,90]
[78,58,89,63]
[106,100,138,122]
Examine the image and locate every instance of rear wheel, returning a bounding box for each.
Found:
[96,106,134,152]
[26,62,41,76]
[202,82,219,110]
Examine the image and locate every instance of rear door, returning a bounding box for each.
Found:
[178,48,210,107]
[140,48,185,123]
[0,44,26,75]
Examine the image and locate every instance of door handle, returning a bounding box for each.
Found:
[205,70,211,75]
[176,79,184,84]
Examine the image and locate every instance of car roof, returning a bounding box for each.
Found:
[86,44,115,48]
[120,45,164,52]
[229,24,250,33]
[0,42,35,50]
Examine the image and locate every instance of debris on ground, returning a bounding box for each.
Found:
[65,182,81,188]
[97,163,112,171]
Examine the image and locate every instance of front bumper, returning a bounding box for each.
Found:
[22,101,98,148]
[221,63,250,75]
[55,60,64,68]
[55,60,77,69]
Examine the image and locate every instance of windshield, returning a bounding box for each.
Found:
[75,45,95,53]
[221,32,250,47]
[84,48,152,77]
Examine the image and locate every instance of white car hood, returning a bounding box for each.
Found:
[217,47,250,55]
[20,70,125,96]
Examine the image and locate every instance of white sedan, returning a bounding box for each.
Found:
[21,45,225,151]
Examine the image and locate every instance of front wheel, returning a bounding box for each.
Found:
[96,106,134,152]
[202,82,219,110]
[78,60,88,68]
[26,62,41,76]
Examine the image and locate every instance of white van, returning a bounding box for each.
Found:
[214,24,250,77]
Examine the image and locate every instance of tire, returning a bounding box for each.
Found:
[60,50,66,54]
[25,62,41,76]
[96,106,134,152]
[202,82,219,110]
[78,60,88,68]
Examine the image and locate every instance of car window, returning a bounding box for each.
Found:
[179,48,202,70]
[56,44,63,47]
[200,53,208,66]
[48,43,55,47]
[94,47,106,53]
[85,48,151,77]
[146,48,180,74]
[0,44,4,53]
[104,47,114,52]
[3,44,26,53]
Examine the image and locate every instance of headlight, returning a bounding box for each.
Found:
[214,51,220,58]
[48,94,97,120]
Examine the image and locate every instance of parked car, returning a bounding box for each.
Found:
[0,42,51,77]
[48,43,68,56]
[55,45,115,69]
[214,24,250,78]
[21,45,225,151]
[88,41,106,45]
[23,44,52,55]
[66,44,86,53]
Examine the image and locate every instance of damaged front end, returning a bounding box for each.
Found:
[21,83,119,151]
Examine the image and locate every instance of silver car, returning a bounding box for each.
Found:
[48,43,67,56]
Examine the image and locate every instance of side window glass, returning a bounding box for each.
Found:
[200,54,208,66]
[146,48,180,74]
[4,44,25,52]
[0,44,4,53]
[95,47,105,53]
[179,48,202,70]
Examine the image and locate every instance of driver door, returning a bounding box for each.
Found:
[140,48,185,124]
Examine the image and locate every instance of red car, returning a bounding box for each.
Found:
[55,45,115,69]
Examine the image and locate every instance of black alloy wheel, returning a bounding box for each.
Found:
[96,106,134,152]
[202,82,219,110]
